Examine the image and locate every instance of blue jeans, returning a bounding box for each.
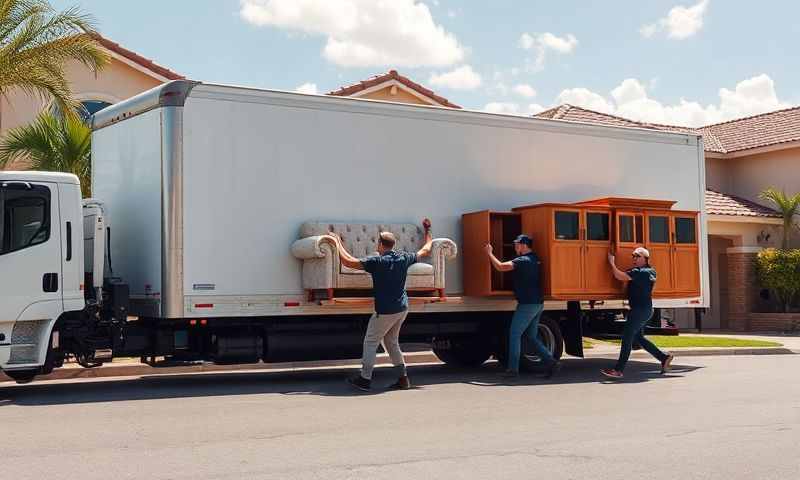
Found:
[508,303,555,372]
[615,307,668,372]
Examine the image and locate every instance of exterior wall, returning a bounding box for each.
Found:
[707,219,779,248]
[0,57,163,136]
[726,247,760,331]
[748,313,800,332]
[705,156,731,192]
[357,86,434,106]
[728,147,800,204]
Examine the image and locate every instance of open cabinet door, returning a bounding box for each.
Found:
[462,210,492,296]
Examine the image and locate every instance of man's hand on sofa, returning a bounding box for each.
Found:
[330,232,365,271]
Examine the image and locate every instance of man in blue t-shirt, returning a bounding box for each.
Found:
[602,246,674,379]
[485,234,560,379]
[334,219,433,391]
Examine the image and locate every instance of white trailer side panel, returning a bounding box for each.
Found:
[92,109,163,299]
[181,85,708,308]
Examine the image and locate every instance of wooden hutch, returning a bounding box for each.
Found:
[462,197,700,301]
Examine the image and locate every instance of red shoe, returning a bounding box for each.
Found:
[600,368,624,379]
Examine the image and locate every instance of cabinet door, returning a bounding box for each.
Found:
[672,214,700,295]
[583,210,617,294]
[550,209,584,295]
[645,213,674,295]
[462,211,492,296]
[615,211,644,272]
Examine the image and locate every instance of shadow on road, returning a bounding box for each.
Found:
[0,358,702,407]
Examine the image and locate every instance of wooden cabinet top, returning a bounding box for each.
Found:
[512,197,678,212]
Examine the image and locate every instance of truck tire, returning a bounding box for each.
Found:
[432,337,493,368]
[4,369,38,384]
[494,315,564,372]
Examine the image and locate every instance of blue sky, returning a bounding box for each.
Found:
[52,0,800,126]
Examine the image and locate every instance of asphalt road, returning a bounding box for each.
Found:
[1,355,798,480]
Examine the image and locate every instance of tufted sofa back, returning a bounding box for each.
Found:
[299,222,425,259]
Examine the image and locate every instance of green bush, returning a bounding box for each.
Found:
[756,249,800,312]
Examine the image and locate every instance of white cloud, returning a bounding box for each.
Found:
[518,32,578,70]
[240,0,465,68]
[512,84,537,98]
[483,102,545,116]
[640,0,710,40]
[294,82,318,94]
[553,74,788,127]
[429,65,482,90]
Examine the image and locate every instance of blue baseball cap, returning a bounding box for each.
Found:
[513,234,533,246]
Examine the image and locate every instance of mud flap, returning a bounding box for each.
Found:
[562,300,584,358]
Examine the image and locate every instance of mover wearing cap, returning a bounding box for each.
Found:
[485,234,561,379]
[602,246,674,379]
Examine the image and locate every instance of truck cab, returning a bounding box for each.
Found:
[0,171,86,380]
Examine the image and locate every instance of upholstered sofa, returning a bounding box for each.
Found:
[291,222,457,300]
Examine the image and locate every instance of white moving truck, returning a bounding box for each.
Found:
[0,81,708,383]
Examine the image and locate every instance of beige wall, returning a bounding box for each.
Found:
[727,147,800,204]
[707,219,779,247]
[358,85,434,106]
[0,56,163,135]
[705,156,731,192]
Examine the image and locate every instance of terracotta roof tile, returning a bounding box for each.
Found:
[91,33,184,81]
[702,106,800,153]
[705,189,780,218]
[328,70,460,109]
[533,103,800,155]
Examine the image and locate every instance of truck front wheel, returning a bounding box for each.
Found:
[432,336,493,368]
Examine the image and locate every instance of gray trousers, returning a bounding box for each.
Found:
[360,310,409,380]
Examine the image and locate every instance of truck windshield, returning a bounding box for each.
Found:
[0,182,51,255]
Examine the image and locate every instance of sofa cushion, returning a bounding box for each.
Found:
[340,262,433,276]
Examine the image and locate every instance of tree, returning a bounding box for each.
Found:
[759,187,800,249]
[0,0,109,120]
[0,111,91,196]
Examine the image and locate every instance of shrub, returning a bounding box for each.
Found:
[756,248,800,312]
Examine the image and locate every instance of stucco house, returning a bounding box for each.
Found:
[328,69,461,108]
[535,105,800,331]
[0,35,181,169]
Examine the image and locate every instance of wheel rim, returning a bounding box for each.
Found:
[522,323,556,364]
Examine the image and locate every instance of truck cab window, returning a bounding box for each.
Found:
[0,184,51,255]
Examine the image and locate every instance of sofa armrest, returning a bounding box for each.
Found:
[431,238,458,261]
[291,235,338,260]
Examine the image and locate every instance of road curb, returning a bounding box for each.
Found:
[3,347,796,383]
[0,352,442,383]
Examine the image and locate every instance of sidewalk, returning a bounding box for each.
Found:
[3,333,797,383]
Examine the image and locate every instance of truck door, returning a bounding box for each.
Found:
[0,181,62,331]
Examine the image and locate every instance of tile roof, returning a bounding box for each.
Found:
[705,189,781,218]
[91,34,184,81]
[328,70,461,109]
[534,104,800,155]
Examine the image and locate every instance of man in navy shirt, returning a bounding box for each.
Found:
[485,234,560,379]
[334,220,433,391]
[602,247,674,379]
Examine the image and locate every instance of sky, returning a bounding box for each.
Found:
[51,0,800,127]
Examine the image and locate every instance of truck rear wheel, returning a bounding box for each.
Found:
[494,315,564,372]
[432,336,493,368]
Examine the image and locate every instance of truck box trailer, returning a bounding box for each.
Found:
[0,80,708,383]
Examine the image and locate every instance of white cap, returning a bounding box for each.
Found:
[633,247,650,259]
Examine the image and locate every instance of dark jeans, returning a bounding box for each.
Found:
[615,307,668,372]
[508,303,555,372]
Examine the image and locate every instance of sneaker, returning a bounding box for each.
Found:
[388,375,411,390]
[544,361,562,379]
[346,375,371,391]
[661,354,674,374]
[600,368,624,379]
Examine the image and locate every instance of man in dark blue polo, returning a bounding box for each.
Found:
[485,234,560,378]
[334,220,433,391]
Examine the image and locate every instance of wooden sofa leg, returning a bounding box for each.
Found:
[327,288,335,301]
[307,290,315,302]
[437,288,446,299]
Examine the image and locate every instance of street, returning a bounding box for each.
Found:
[1,355,798,480]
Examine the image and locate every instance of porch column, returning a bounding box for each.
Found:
[725,246,762,331]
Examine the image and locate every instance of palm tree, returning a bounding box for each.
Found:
[0,0,109,121]
[0,111,91,196]
[759,187,800,249]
